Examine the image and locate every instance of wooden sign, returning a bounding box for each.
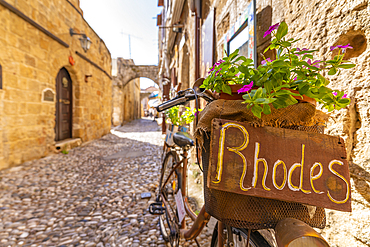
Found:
[208,119,351,212]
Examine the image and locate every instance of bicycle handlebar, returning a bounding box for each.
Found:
[156,96,187,112]
[156,89,214,112]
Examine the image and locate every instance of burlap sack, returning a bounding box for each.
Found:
[194,99,327,145]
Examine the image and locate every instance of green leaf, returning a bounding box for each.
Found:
[299,84,309,94]
[338,63,356,69]
[328,67,337,75]
[242,58,254,66]
[272,60,287,67]
[302,54,314,60]
[264,81,273,94]
[234,56,250,63]
[242,94,252,101]
[262,104,271,115]
[318,86,331,94]
[272,94,298,109]
[276,22,288,41]
[281,41,291,47]
[229,49,239,61]
[277,47,284,58]
[338,98,350,104]
[251,105,263,118]
[222,84,232,95]
[254,87,263,99]
[238,65,250,75]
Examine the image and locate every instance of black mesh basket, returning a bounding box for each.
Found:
[201,125,326,230]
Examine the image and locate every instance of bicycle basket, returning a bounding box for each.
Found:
[202,124,326,230]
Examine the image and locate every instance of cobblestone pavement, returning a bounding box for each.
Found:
[0,118,213,247]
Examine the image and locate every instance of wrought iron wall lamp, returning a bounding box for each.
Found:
[69,28,92,52]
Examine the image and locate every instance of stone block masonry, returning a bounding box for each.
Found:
[159,0,370,245]
[0,0,112,169]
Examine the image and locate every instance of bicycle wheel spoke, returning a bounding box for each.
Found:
[157,151,181,247]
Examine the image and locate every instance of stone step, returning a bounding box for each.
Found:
[55,138,82,152]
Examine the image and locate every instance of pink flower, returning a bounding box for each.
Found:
[294,77,297,81]
[307,59,321,68]
[208,59,226,74]
[237,81,254,94]
[342,94,347,98]
[330,43,353,51]
[216,59,225,65]
[295,48,309,56]
[215,68,222,76]
[264,23,280,38]
[261,58,272,65]
[236,72,241,77]
[332,92,338,96]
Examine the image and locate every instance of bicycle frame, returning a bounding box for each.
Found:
[159,142,212,244]
[155,85,331,247]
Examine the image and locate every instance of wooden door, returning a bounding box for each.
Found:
[55,68,72,141]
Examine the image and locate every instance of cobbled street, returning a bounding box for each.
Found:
[0,119,213,247]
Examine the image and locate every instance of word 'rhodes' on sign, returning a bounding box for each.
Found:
[208,119,351,212]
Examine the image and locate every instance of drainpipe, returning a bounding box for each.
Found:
[193,0,201,80]
[195,15,200,80]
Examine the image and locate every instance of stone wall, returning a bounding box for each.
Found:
[0,0,112,169]
[112,59,141,126]
[162,0,370,245]
[270,1,370,246]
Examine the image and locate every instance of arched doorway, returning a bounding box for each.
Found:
[55,68,73,141]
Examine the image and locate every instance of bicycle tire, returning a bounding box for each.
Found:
[158,151,182,247]
[210,222,271,247]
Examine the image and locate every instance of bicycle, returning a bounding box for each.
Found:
[149,79,340,247]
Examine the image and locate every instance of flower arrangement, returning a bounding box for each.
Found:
[201,22,355,118]
[165,106,202,126]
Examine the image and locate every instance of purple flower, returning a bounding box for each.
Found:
[237,81,254,94]
[332,91,338,96]
[216,59,225,65]
[330,43,353,51]
[261,58,272,65]
[294,77,297,81]
[208,59,226,74]
[215,68,222,76]
[342,94,347,98]
[236,72,241,77]
[307,59,321,68]
[264,23,280,38]
[295,48,309,56]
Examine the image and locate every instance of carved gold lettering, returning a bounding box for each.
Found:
[310,162,324,194]
[327,160,350,204]
[252,142,271,191]
[272,160,287,190]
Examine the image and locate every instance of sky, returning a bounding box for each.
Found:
[80,0,162,89]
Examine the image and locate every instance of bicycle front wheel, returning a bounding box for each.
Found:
[158,151,182,247]
[210,222,271,247]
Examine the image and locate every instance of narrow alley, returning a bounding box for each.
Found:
[0,119,212,247]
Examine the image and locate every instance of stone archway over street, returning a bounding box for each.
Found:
[114,58,158,88]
